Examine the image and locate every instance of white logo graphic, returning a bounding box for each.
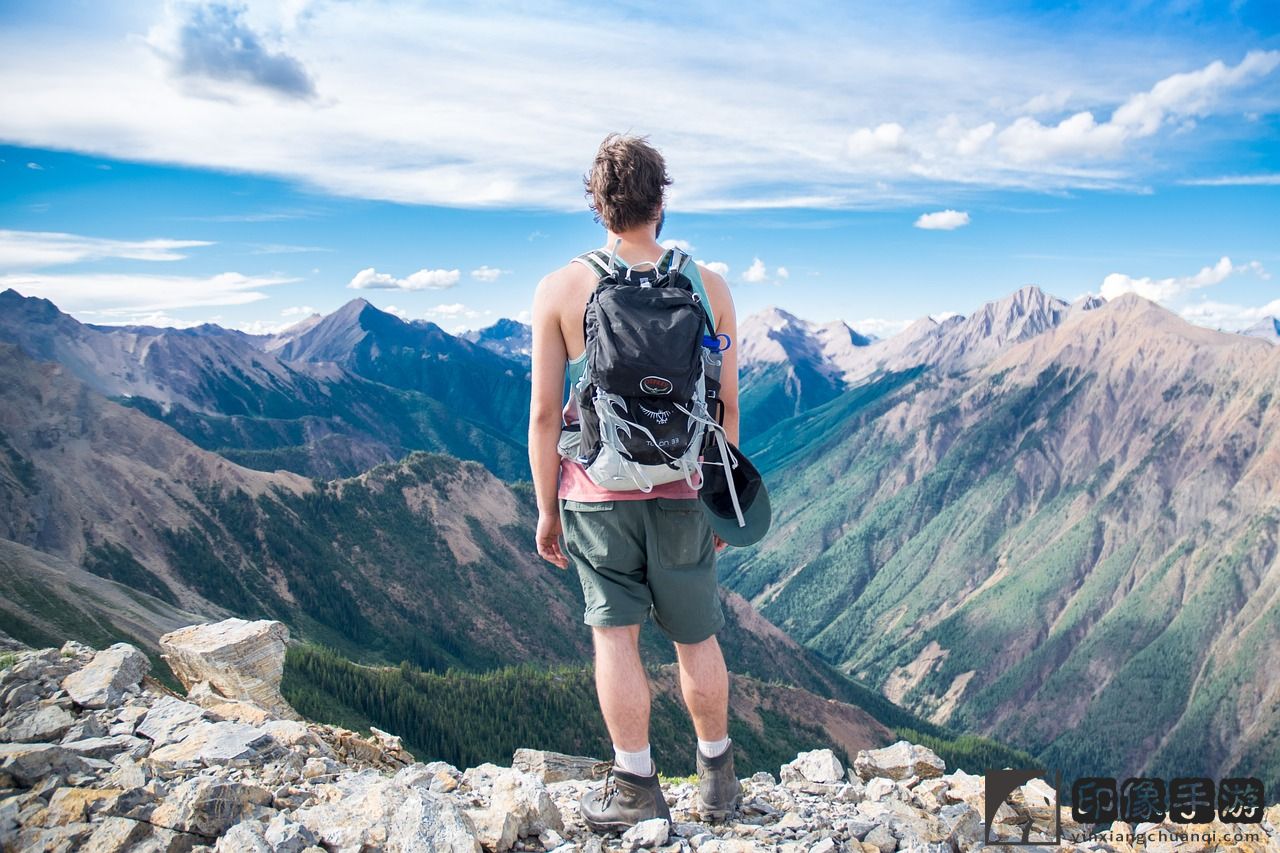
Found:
[638,403,671,424]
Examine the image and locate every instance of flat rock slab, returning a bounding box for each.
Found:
[160,619,299,720]
[0,743,90,786]
[60,644,149,709]
[136,695,207,747]
[148,720,275,767]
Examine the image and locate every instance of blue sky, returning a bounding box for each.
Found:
[0,0,1277,336]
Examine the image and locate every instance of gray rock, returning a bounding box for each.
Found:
[264,813,320,852]
[780,749,845,785]
[3,703,75,742]
[159,619,299,720]
[61,713,107,743]
[512,747,604,783]
[939,802,983,848]
[621,817,670,850]
[148,720,275,767]
[395,760,462,793]
[385,786,482,852]
[0,742,89,786]
[215,819,271,853]
[864,823,898,852]
[853,740,945,782]
[150,776,273,837]
[60,643,149,709]
[294,770,480,852]
[82,814,151,845]
[136,696,208,747]
[469,767,563,851]
[61,734,149,760]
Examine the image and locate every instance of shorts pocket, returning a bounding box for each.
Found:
[560,500,616,560]
[654,498,712,570]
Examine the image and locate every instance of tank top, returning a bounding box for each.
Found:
[558,251,715,503]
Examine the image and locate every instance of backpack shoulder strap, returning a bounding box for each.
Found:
[572,251,613,279]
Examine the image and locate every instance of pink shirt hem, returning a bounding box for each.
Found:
[558,457,700,502]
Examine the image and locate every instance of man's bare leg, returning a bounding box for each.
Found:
[674,634,729,742]
[592,625,651,755]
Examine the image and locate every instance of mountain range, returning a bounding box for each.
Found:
[2,279,1277,791]
[0,335,1018,776]
[735,286,1106,434]
[722,293,1280,792]
[0,290,531,480]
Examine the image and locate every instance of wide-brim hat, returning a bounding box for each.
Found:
[699,440,771,547]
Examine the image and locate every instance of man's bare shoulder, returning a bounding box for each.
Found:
[535,259,594,304]
[696,263,734,308]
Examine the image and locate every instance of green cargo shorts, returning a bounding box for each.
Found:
[559,497,724,644]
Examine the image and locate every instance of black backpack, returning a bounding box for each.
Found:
[560,244,727,491]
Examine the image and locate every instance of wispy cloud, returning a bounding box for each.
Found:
[852,316,911,338]
[0,270,297,315]
[25,162,44,171]
[0,230,212,269]
[249,243,331,254]
[1100,256,1268,302]
[470,265,506,282]
[1179,174,1280,187]
[1180,297,1280,331]
[1,4,1275,210]
[347,267,460,290]
[914,210,970,230]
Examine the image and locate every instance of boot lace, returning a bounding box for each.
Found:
[591,759,618,806]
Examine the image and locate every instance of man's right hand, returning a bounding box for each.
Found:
[536,510,569,569]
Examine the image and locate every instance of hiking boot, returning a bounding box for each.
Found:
[580,764,671,833]
[695,744,741,822]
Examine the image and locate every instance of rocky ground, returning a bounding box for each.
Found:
[0,619,1276,852]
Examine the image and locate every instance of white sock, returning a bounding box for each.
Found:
[613,744,654,776]
[698,736,731,758]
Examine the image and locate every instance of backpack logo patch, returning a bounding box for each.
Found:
[638,403,671,424]
[640,375,673,396]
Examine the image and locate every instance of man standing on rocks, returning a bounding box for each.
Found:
[529,133,743,831]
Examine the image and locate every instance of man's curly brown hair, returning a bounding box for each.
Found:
[584,134,671,233]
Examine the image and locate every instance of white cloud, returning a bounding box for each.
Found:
[738,257,788,285]
[1100,256,1268,302]
[846,122,912,159]
[661,239,695,253]
[0,229,212,269]
[0,270,296,315]
[515,309,531,323]
[852,317,912,338]
[25,162,43,170]
[998,50,1280,163]
[423,302,481,320]
[1179,297,1280,331]
[347,266,460,290]
[914,210,971,231]
[470,265,506,282]
[1,6,1277,208]
[1180,173,1280,186]
[1021,90,1072,114]
[698,260,729,278]
[382,304,411,320]
[281,304,316,316]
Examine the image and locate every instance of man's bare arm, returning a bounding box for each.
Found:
[699,265,740,447]
[529,273,569,568]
